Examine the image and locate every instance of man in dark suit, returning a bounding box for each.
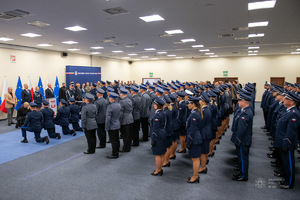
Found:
[45,83,54,99]
[59,83,67,102]
[41,100,61,139]
[21,84,32,104]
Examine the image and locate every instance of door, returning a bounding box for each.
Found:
[297,77,300,84]
[270,77,285,86]
[214,77,238,84]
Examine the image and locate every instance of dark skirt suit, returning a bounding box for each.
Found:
[164,107,173,148]
[200,106,212,154]
[177,101,187,136]
[210,103,218,139]
[186,109,202,158]
[171,104,180,141]
[150,110,167,155]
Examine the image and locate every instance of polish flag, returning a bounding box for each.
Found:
[28,77,34,101]
[0,77,9,113]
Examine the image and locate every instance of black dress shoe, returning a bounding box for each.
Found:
[72,130,77,136]
[233,156,238,161]
[96,145,105,149]
[261,126,267,129]
[106,140,111,143]
[209,152,215,157]
[274,172,283,177]
[263,129,269,132]
[216,140,220,144]
[233,164,239,168]
[170,155,176,160]
[139,138,148,142]
[177,149,186,153]
[56,133,61,139]
[297,149,300,153]
[234,167,240,171]
[268,137,274,141]
[267,153,275,158]
[163,162,170,167]
[198,168,207,174]
[274,170,281,174]
[233,176,248,181]
[107,155,118,159]
[232,173,241,179]
[131,143,139,147]
[8,124,11,126]
[187,177,199,183]
[214,146,216,150]
[206,159,209,165]
[21,139,28,143]
[84,151,94,154]
[44,136,50,144]
[271,162,280,167]
[11,122,16,124]
[151,170,163,176]
[269,147,275,151]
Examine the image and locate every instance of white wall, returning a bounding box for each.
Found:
[130,55,300,99]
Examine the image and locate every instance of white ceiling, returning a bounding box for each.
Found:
[0,0,300,61]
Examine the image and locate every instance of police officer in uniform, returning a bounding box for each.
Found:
[66,83,76,102]
[177,91,187,153]
[21,102,49,144]
[119,88,134,152]
[90,83,97,97]
[69,98,83,132]
[53,99,76,136]
[41,100,61,139]
[106,92,121,159]
[95,88,108,148]
[140,84,151,141]
[232,93,253,181]
[131,86,142,146]
[82,93,98,154]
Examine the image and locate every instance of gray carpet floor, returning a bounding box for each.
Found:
[0,103,299,200]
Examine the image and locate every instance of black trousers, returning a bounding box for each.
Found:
[108,130,120,156]
[263,109,269,127]
[72,122,83,131]
[97,123,106,147]
[84,128,96,153]
[46,128,57,138]
[280,149,295,187]
[140,117,149,141]
[62,126,73,135]
[120,124,132,152]
[132,119,140,145]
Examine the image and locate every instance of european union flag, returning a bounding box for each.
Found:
[15,76,23,110]
[38,76,45,99]
[54,76,60,105]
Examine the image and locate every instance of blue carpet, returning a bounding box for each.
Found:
[0,125,84,164]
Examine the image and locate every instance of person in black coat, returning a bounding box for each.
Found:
[59,83,67,102]
[21,102,49,144]
[69,98,83,131]
[41,100,61,139]
[53,99,76,136]
[21,84,32,104]
[15,102,30,128]
[150,97,167,176]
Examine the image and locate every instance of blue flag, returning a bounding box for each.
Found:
[54,76,60,105]
[15,76,23,110]
[38,76,45,99]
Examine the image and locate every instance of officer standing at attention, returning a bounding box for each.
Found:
[100,81,107,99]
[273,91,300,189]
[119,88,134,152]
[105,92,121,159]
[232,92,253,181]
[95,88,108,148]
[186,96,202,183]
[90,83,97,97]
[177,91,187,153]
[69,98,83,132]
[140,84,151,142]
[131,86,142,146]
[150,97,167,176]
[21,102,49,144]
[53,99,76,136]
[41,100,61,139]
[21,84,32,103]
[81,93,98,154]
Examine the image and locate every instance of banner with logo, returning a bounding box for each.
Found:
[65,66,101,86]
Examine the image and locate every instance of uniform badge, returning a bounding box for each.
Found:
[292,118,296,122]
[193,118,196,121]
[179,108,182,110]
[241,117,245,120]
[155,119,158,121]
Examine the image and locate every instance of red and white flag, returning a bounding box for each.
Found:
[0,77,9,113]
[28,77,34,101]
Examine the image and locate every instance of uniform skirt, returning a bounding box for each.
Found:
[178,127,186,136]
[172,130,179,141]
[201,139,210,154]
[165,136,172,148]
[152,139,166,155]
[189,144,202,158]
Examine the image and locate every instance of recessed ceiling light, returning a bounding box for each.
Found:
[192,45,204,48]
[167,55,176,57]
[181,38,196,43]
[62,41,78,44]
[176,57,183,59]
[199,49,210,52]
[248,33,265,38]
[144,48,156,51]
[248,54,257,56]
[64,26,87,32]
[91,46,104,49]
[205,53,214,55]
[248,0,276,10]
[248,50,258,53]
[128,53,137,56]
[139,14,165,22]
[0,37,14,41]
[248,46,260,49]
[248,21,269,27]
[291,52,300,54]
[67,48,80,51]
[235,37,249,40]
[157,52,167,54]
[112,50,123,53]
[165,29,184,34]
[21,33,41,38]
[141,56,149,58]
[151,58,159,60]
[37,44,53,47]
[91,52,101,55]
[134,59,141,61]
[296,49,300,51]
[122,57,131,59]
[210,55,218,58]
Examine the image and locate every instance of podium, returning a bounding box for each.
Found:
[47,98,57,116]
